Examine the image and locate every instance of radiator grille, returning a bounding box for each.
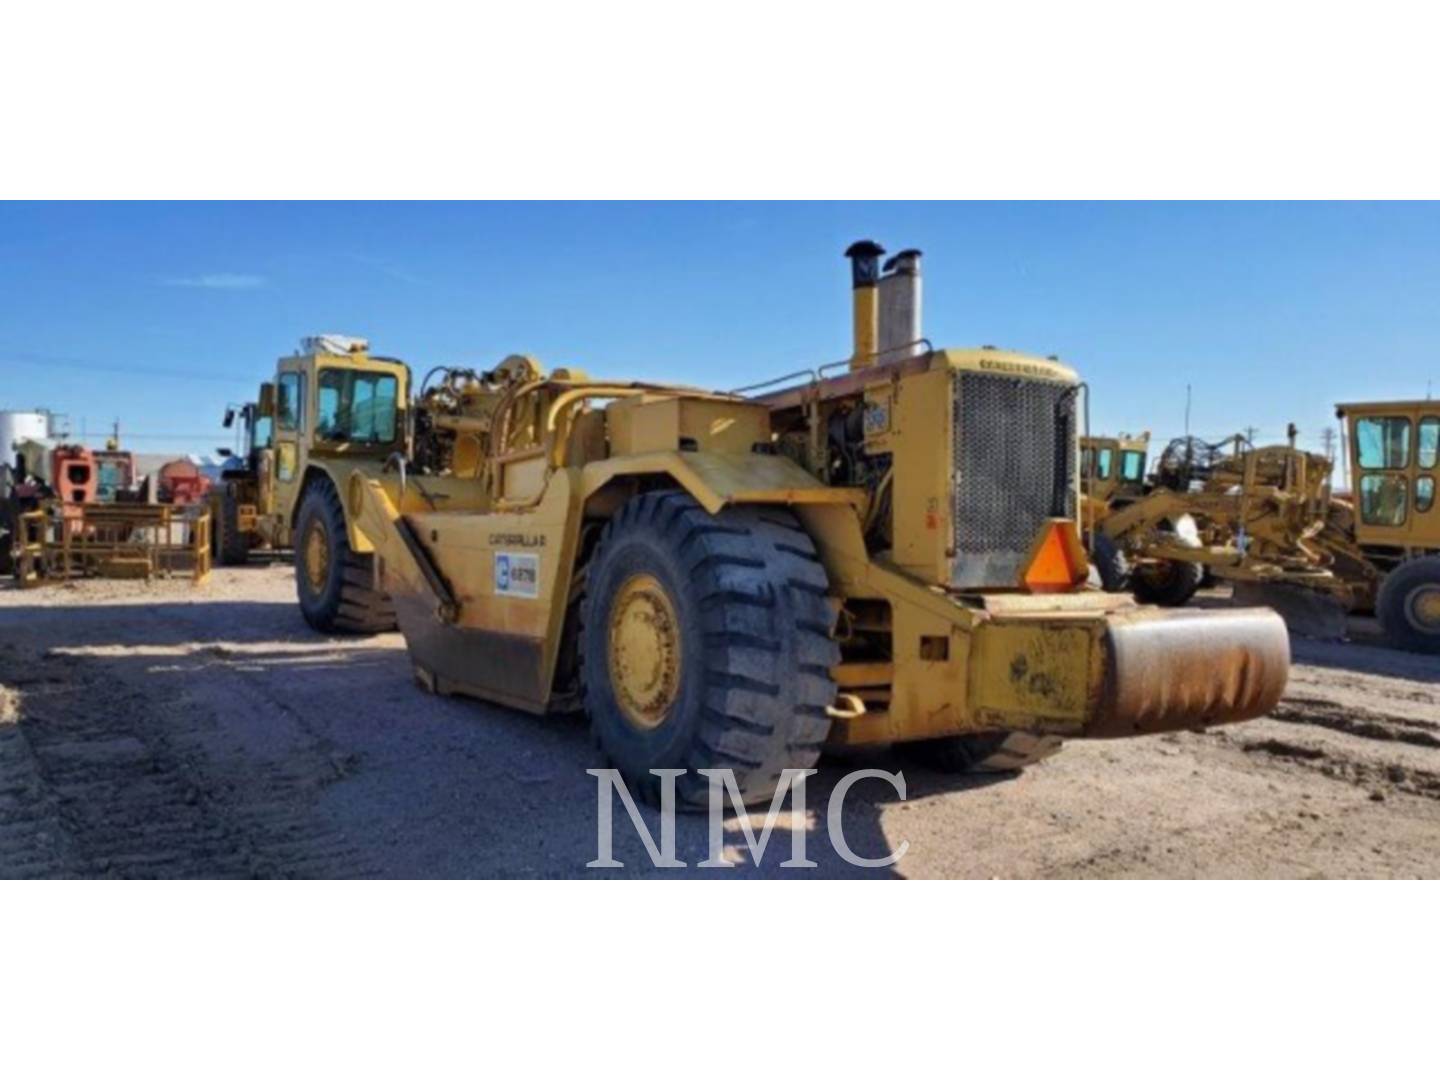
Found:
[951,371,1077,589]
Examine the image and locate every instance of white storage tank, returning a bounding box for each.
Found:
[0,410,53,459]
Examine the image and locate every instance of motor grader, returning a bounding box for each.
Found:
[1086,412,1440,654]
[1080,431,1152,593]
[218,334,404,632]
[291,241,1289,806]
[1333,400,1440,653]
[1081,432,1150,510]
[1088,430,1349,610]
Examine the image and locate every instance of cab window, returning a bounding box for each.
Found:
[316,369,399,444]
[1420,417,1438,470]
[1419,477,1436,514]
[1360,473,1408,527]
[1096,447,1114,480]
[1356,417,1411,469]
[253,416,274,451]
[277,372,305,432]
[1121,450,1146,483]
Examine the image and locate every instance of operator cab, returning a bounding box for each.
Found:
[1337,401,1439,549]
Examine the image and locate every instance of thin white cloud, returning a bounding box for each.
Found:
[164,273,267,289]
[343,252,425,286]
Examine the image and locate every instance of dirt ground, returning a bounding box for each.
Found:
[2,563,1439,878]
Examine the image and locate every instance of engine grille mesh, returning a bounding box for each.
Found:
[951,371,1077,589]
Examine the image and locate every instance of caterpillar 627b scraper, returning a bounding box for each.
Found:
[286,242,1289,805]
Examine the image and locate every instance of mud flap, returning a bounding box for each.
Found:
[1091,607,1290,738]
[1231,581,1349,642]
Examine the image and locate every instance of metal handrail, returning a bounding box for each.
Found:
[816,338,935,381]
[729,369,818,396]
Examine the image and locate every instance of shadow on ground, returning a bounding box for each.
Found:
[0,596,1012,878]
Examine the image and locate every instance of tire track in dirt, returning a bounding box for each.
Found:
[0,651,256,877]
[0,624,374,878]
[0,676,82,878]
[1241,735,1440,803]
[1269,697,1440,749]
[1227,670,1440,805]
[124,601,380,878]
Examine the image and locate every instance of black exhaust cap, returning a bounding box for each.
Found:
[844,240,885,289]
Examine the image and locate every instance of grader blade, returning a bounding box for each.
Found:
[1231,581,1348,641]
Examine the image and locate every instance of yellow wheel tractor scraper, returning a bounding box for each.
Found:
[277,242,1290,806]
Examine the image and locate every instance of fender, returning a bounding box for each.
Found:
[579,450,866,516]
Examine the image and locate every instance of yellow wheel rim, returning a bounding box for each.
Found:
[303,520,330,592]
[607,572,683,731]
[1412,586,1440,630]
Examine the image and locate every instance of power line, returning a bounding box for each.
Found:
[86,432,228,441]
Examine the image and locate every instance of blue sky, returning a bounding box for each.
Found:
[2,202,1436,459]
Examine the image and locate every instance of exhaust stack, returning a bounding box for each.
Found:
[878,248,923,361]
[844,240,885,372]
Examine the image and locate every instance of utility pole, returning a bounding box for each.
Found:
[1185,384,1192,437]
[1244,425,1259,447]
[1320,426,1337,462]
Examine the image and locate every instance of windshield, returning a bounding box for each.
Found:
[251,416,274,453]
[1356,416,1411,470]
[317,369,399,444]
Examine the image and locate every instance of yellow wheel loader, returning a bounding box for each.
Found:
[224,335,407,632]
[308,242,1289,806]
[212,398,271,565]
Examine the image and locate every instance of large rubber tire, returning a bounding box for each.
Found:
[294,480,396,634]
[1377,555,1440,655]
[0,498,14,577]
[217,485,250,567]
[905,731,1063,774]
[1132,559,1204,607]
[580,491,839,808]
[1091,533,1130,593]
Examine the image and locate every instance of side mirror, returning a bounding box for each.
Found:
[257,383,276,418]
[223,407,236,429]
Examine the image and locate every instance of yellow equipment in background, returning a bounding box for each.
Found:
[212,335,407,633]
[298,242,1289,806]
[1092,430,1349,609]
[1081,432,1150,510]
[1080,432,1152,593]
[210,397,271,565]
[1335,400,1440,652]
[1080,404,1440,654]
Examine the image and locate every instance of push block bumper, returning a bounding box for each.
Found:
[1089,607,1290,737]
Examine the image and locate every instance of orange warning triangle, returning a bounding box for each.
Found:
[1023,521,1084,593]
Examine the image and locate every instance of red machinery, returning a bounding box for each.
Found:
[157,459,213,506]
[50,445,98,505]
